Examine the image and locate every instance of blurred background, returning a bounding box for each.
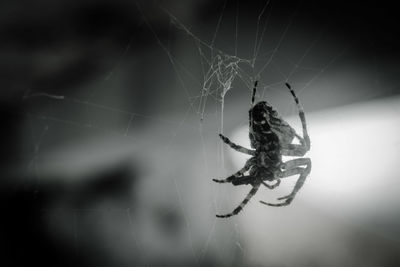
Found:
[1,0,400,266]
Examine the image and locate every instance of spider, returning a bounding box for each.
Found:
[213,81,311,218]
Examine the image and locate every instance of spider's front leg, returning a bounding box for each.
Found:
[219,134,255,155]
[213,158,255,184]
[260,158,311,207]
[216,183,261,218]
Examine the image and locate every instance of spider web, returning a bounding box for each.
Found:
[17,0,350,266]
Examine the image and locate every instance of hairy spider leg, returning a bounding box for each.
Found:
[259,158,311,207]
[219,134,255,155]
[216,183,261,218]
[281,83,310,156]
[213,158,255,183]
[230,175,254,186]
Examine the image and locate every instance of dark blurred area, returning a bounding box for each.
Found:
[1,0,400,266]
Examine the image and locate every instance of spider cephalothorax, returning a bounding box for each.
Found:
[213,81,311,218]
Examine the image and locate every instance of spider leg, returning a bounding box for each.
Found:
[230,174,281,188]
[281,144,309,157]
[251,80,258,106]
[219,134,255,155]
[231,175,255,186]
[281,83,310,156]
[262,179,281,189]
[259,201,289,207]
[278,158,311,199]
[260,158,311,207]
[216,183,261,218]
[213,158,254,183]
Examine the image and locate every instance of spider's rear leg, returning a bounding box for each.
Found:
[216,183,261,218]
[219,134,255,155]
[260,158,311,207]
[278,158,311,199]
[213,158,254,183]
